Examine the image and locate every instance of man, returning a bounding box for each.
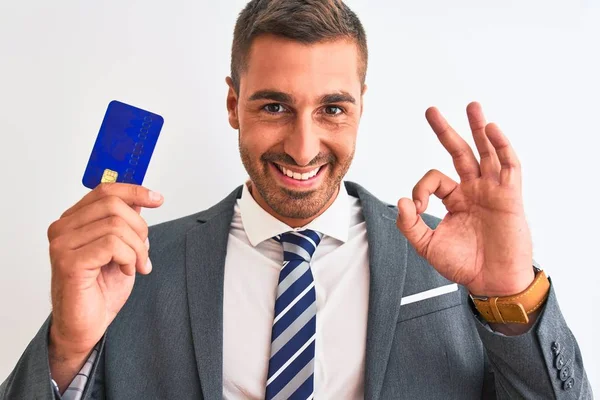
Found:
[0,0,592,399]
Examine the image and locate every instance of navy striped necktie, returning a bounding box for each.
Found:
[266,229,323,400]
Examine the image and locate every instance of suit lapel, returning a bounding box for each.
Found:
[184,182,408,399]
[347,182,409,400]
[185,187,242,400]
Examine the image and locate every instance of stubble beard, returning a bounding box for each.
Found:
[239,140,354,220]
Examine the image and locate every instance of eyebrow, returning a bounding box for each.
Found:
[248,90,294,103]
[319,92,356,105]
[247,90,356,105]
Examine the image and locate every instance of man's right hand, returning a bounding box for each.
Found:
[46,183,164,392]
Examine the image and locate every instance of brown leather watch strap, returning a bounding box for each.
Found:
[471,269,550,324]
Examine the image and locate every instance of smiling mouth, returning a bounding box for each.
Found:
[271,162,324,181]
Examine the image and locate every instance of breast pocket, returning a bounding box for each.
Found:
[397,283,465,322]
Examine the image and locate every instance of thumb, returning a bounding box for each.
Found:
[396,197,434,257]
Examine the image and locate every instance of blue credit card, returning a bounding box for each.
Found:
[82,100,164,189]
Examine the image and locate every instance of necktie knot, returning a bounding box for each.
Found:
[275,229,323,263]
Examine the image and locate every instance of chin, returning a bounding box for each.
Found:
[269,183,336,219]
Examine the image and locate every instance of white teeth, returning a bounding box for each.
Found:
[277,164,321,181]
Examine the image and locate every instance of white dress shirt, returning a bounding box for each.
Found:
[223,182,370,399]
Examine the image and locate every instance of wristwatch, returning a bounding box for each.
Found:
[470,267,550,324]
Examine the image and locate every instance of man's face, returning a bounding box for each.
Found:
[227,35,364,224]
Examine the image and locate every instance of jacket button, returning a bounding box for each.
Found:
[551,341,561,356]
[564,377,575,390]
[559,363,572,381]
[555,353,566,369]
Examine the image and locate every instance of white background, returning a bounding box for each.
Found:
[1,0,598,393]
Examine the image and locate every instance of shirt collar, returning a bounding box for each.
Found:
[238,181,350,247]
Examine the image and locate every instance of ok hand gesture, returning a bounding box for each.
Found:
[396,102,534,297]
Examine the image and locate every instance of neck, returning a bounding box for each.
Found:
[247,181,339,228]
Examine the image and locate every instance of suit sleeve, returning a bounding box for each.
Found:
[476,284,593,399]
[53,343,101,400]
[0,316,106,400]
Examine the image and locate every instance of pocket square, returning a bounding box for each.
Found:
[400,283,459,306]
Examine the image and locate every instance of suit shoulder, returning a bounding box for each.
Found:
[148,186,241,244]
[149,212,201,239]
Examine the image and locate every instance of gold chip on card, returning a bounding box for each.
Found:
[101,168,118,183]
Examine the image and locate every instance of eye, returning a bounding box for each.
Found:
[324,105,343,115]
[263,103,287,113]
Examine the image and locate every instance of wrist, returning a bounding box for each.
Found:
[469,267,535,298]
[470,267,550,324]
[49,323,96,361]
[48,326,95,395]
[489,308,542,336]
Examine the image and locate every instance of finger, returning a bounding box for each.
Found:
[49,196,148,242]
[61,216,149,274]
[62,183,163,218]
[69,234,139,276]
[411,169,460,214]
[425,107,481,181]
[396,198,434,257]
[466,102,501,180]
[485,122,522,187]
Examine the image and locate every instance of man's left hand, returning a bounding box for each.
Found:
[396,102,534,297]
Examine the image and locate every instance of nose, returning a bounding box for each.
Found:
[283,113,321,167]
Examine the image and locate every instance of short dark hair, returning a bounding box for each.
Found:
[230,0,368,93]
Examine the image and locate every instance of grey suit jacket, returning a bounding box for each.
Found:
[1,182,592,399]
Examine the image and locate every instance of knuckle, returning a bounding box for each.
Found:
[106,215,126,230]
[47,220,61,240]
[414,170,436,190]
[426,168,440,177]
[103,234,120,249]
[103,196,123,214]
[48,236,64,255]
[452,148,467,158]
[95,182,113,196]
[129,185,144,201]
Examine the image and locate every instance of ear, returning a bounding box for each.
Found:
[360,83,368,117]
[225,76,240,130]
